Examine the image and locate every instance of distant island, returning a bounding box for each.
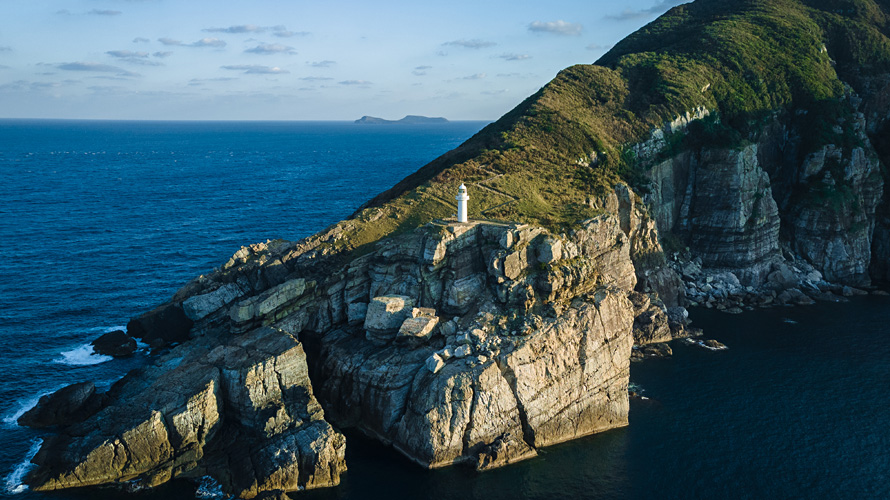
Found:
[355,115,449,124]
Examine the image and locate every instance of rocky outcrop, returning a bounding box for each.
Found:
[91,330,137,357]
[18,382,106,429]
[26,326,346,498]
[646,144,781,284]
[26,201,646,496]
[306,215,636,469]
[645,94,885,288]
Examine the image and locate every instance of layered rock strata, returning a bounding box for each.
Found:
[25,187,662,497]
[26,326,346,498]
[644,96,885,288]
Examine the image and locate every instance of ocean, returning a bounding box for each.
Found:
[1,120,888,500]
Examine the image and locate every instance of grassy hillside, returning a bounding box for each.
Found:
[309,0,890,258]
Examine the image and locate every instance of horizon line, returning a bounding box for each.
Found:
[0,117,495,123]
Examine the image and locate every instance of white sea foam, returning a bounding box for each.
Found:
[2,389,57,426]
[4,439,42,494]
[783,318,799,324]
[87,325,127,333]
[195,476,229,499]
[53,344,113,366]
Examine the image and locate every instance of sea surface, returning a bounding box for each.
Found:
[1,119,889,500]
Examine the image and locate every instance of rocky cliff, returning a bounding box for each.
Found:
[24,187,669,497]
[21,0,890,497]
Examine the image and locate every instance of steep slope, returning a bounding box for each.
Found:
[307,0,890,286]
[20,1,890,498]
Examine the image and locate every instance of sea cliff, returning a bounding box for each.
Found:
[20,0,890,497]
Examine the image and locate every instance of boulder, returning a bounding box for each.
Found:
[91,330,137,357]
[777,288,816,306]
[842,286,869,297]
[425,353,446,374]
[18,382,105,428]
[397,315,439,342]
[453,344,472,358]
[768,263,798,290]
[364,295,415,333]
[631,343,673,361]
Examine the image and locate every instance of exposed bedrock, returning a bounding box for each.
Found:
[647,145,781,285]
[25,326,346,498]
[26,186,661,496]
[307,212,638,469]
[645,97,886,287]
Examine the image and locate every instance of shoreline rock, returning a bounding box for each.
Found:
[91,330,138,357]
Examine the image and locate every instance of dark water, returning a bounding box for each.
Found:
[2,120,889,500]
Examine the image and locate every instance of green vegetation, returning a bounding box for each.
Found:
[309,0,890,260]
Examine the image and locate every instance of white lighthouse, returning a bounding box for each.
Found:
[456,183,469,223]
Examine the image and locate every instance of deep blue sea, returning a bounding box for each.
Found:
[1,119,889,500]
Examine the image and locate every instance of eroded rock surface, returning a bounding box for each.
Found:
[26,327,346,498]
[27,198,649,496]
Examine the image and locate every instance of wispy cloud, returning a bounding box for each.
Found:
[204,24,265,34]
[158,37,226,48]
[461,73,486,80]
[245,43,296,55]
[132,37,150,44]
[499,53,531,61]
[89,9,122,16]
[1,80,66,91]
[339,80,371,85]
[193,38,226,48]
[189,77,237,86]
[586,43,613,51]
[308,60,336,68]
[443,39,496,49]
[203,25,308,38]
[58,61,139,77]
[413,65,432,76]
[221,64,288,74]
[605,0,687,21]
[58,9,123,16]
[0,65,9,70]
[528,20,583,36]
[482,89,508,95]
[106,50,162,66]
[153,51,172,58]
[0,46,11,52]
[273,30,309,38]
[299,76,333,81]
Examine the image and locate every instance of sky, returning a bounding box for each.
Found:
[0,0,688,121]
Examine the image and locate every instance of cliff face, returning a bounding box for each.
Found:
[310,215,637,469]
[21,0,890,497]
[27,325,346,498]
[25,185,664,496]
[643,92,885,286]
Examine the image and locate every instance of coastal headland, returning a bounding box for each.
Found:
[19,0,890,497]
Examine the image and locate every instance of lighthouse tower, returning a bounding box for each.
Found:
[456,183,469,223]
